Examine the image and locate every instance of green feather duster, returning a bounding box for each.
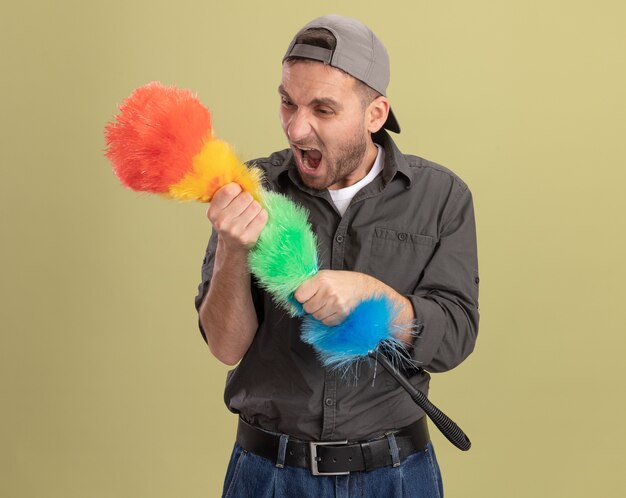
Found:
[248,191,319,315]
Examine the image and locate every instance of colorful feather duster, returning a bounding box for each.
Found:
[104,82,406,368]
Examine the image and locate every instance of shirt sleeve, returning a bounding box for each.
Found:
[406,186,480,372]
[194,229,219,343]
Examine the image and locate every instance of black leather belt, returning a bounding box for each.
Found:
[236,416,430,475]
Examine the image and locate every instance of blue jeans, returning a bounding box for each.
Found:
[221,441,444,498]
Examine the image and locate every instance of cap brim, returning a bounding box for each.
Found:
[383,107,400,133]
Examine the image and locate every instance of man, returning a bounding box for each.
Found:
[195,14,479,497]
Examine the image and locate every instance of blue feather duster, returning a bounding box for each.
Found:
[301,296,411,369]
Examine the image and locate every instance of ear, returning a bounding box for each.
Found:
[366,96,390,133]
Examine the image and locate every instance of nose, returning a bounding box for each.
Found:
[286,109,312,143]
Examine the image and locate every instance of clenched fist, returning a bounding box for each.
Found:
[207,183,268,253]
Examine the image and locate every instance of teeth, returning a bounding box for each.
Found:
[294,145,322,170]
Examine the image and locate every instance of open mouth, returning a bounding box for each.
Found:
[295,146,323,171]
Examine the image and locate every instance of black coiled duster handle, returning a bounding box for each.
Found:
[369,352,471,451]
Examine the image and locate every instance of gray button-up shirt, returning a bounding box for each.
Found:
[195,131,479,441]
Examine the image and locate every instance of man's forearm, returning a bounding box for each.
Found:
[199,238,258,365]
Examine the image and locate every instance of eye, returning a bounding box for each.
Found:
[315,107,334,116]
[280,97,294,108]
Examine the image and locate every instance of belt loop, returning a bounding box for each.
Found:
[386,433,401,467]
[275,434,290,469]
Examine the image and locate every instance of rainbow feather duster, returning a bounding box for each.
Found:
[105,82,406,368]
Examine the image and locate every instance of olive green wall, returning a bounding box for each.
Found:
[2,1,625,496]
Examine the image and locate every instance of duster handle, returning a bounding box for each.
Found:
[369,351,471,451]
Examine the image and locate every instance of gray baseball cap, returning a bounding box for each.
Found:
[283,14,400,133]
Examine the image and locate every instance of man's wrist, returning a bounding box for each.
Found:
[215,237,251,273]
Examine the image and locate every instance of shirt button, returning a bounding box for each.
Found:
[335,234,344,243]
[397,232,407,241]
[475,276,480,284]
[325,397,334,406]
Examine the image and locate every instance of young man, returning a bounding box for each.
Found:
[196,15,479,497]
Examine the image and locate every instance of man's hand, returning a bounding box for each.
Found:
[294,270,371,326]
[294,270,417,346]
[207,183,268,253]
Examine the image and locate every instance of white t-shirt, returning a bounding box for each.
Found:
[328,145,384,216]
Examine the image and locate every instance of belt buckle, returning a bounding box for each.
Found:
[309,440,349,476]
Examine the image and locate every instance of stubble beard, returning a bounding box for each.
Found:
[304,127,369,191]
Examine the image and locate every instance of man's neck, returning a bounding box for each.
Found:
[329,141,379,190]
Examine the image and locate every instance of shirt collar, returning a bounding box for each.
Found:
[374,130,413,187]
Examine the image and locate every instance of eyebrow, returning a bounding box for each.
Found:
[278,85,343,111]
